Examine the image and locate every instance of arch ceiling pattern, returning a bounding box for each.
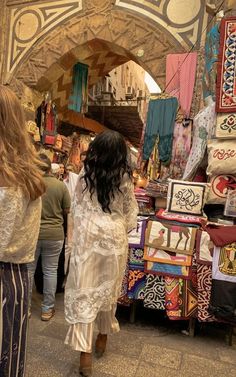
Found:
[3,0,208,95]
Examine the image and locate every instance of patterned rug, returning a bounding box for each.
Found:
[165,269,197,320]
[144,246,192,266]
[128,269,146,300]
[146,220,197,256]
[129,248,144,270]
[145,260,192,279]
[143,274,165,310]
[197,264,215,322]
[216,17,236,112]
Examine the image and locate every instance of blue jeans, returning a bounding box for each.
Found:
[28,240,64,312]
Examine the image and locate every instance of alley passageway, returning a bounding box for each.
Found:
[26,292,236,377]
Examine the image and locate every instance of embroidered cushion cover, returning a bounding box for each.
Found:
[207,140,236,176]
[166,180,209,216]
[145,220,197,256]
[216,113,236,138]
[207,175,236,204]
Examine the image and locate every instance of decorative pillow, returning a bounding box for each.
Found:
[145,220,197,256]
[216,113,236,138]
[196,230,213,265]
[224,190,236,217]
[166,179,209,216]
[207,140,236,176]
[207,175,236,204]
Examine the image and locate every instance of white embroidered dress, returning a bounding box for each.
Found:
[65,173,138,325]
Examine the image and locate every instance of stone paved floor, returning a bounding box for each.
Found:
[26,292,236,377]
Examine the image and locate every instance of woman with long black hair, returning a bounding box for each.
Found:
[65,130,138,376]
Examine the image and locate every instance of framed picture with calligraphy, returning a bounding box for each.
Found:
[207,140,236,176]
[166,180,208,216]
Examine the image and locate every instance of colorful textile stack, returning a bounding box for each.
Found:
[134,188,155,215]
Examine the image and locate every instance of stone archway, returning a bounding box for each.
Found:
[4,1,190,94]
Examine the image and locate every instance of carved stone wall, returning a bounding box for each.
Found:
[1,0,209,99]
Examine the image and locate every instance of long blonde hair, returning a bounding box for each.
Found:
[0,85,45,200]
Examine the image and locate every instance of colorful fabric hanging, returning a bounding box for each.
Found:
[160,120,192,180]
[143,274,165,310]
[166,52,197,118]
[210,244,236,322]
[183,102,216,180]
[203,24,220,101]
[127,269,146,300]
[197,264,215,322]
[142,97,178,165]
[216,17,236,112]
[68,63,88,113]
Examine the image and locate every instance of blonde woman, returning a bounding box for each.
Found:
[0,85,45,376]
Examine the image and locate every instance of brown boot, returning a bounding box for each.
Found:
[95,333,107,358]
[79,352,92,377]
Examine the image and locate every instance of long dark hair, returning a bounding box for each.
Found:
[83,130,132,213]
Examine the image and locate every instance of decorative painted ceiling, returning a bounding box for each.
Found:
[49,39,131,113]
[2,0,209,97]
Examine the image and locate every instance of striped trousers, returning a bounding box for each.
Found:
[0,263,28,377]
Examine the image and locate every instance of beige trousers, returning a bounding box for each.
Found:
[65,305,119,353]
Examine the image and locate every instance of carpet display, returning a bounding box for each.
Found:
[216,17,236,112]
[143,274,165,310]
[144,246,192,266]
[128,269,146,300]
[146,220,197,256]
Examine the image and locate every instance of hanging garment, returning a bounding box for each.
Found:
[183,102,216,180]
[160,120,192,180]
[203,24,220,100]
[143,97,178,165]
[166,52,198,118]
[68,63,88,113]
[210,245,236,322]
[202,224,236,247]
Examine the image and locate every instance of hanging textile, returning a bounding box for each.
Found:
[197,264,215,322]
[183,102,216,180]
[165,52,198,118]
[142,97,178,165]
[160,120,192,180]
[127,269,146,300]
[36,100,57,145]
[143,275,165,310]
[216,17,236,112]
[210,245,236,323]
[68,63,88,113]
[203,24,220,101]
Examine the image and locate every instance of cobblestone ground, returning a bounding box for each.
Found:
[26,292,236,377]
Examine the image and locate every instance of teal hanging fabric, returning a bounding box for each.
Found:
[143,97,178,165]
[68,62,88,113]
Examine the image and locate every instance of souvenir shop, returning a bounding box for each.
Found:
[25,11,236,342]
[118,14,236,343]
[27,63,94,173]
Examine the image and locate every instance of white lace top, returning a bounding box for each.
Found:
[65,173,138,324]
[0,187,42,264]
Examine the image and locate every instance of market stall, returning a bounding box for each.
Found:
[118,13,236,344]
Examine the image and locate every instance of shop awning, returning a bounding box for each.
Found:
[58,109,107,136]
[87,105,144,147]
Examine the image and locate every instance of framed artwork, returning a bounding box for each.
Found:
[145,220,197,256]
[166,180,208,216]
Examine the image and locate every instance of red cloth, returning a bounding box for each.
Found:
[203,224,236,247]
